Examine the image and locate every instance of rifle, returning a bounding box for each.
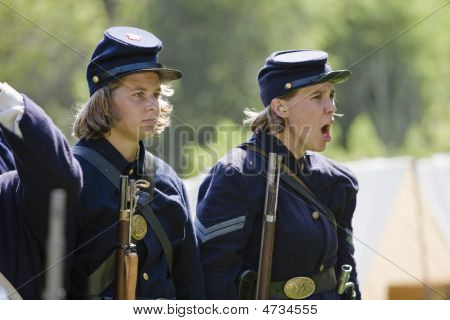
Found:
[115,176,149,300]
[255,153,283,300]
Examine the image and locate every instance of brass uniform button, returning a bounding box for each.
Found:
[312,211,320,220]
[319,264,325,272]
[143,272,149,281]
[128,168,134,175]
[92,75,99,83]
[284,82,292,89]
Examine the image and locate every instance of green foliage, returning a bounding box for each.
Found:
[180,119,251,178]
[322,123,350,161]
[0,0,107,134]
[1,0,449,176]
[346,113,387,159]
[323,114,387,161]
[401,101,450,157]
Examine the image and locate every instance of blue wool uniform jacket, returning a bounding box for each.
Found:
[196,131,360,300]
[0,129,15,173]
[68,138,205,299]
[0,96,82,299]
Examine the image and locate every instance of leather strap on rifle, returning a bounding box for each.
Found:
[124,252,138,300]
[73,146,173,296]
[238,143,337,229]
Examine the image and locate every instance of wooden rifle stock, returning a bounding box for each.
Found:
[115,175,138,300]
[256,153,282,300]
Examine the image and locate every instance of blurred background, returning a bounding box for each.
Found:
[1,0,449,299]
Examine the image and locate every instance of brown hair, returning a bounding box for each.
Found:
[243,89,298,134]
[73,79,174,139]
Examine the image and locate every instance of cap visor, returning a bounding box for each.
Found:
[320,70,351,84]
[147,68,182,83]
[117,68,182,83]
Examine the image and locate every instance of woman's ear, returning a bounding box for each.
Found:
[270,98,289,118]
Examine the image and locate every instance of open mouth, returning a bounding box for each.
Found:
[321,122,333,142]
[321,124,331,134]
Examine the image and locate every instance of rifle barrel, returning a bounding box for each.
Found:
[256,153,282,300]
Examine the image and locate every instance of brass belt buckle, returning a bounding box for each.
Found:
[283,277,315,299]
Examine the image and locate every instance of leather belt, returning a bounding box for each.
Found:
[269,267,337,299]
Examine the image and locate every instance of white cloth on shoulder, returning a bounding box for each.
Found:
[0,82,24,138]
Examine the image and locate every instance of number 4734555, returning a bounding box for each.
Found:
[262,304,318,315]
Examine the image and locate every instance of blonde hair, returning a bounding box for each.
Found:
[73,78,174,140]
[243,107,284,134]
[243,89,299,134]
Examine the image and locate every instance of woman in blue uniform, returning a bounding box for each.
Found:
[0,82,82,299]
[67,27,204,299]
[195,50,360,300]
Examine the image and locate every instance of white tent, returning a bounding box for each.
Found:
[184,153,450,299]
[350,154,450,299]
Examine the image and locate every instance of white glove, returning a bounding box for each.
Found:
[0,82,24,138]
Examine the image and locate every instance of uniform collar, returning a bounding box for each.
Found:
[76,137,146,176]
[250,130,312,176]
